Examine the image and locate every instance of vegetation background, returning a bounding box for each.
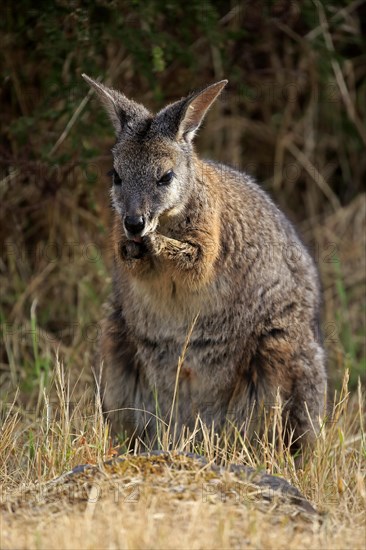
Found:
[0,1,365,549]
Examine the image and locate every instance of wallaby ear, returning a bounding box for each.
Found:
[156,80,228,143]
[81,74,150,134]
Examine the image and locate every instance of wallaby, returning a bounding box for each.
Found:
[82,74,327,451]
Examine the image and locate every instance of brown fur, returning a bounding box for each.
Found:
[83,74,327,449]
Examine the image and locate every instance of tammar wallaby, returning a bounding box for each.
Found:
[82,74,327,450]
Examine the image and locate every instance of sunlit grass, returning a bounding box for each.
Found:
[1,359,365,549]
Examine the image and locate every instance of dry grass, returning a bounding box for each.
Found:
[0,361,365,550]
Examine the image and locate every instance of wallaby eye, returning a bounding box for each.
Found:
[108,169,122,186]
[157,169,175,186]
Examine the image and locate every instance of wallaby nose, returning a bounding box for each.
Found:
[124,215,145,235]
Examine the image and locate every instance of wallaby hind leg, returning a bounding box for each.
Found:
[248,329,326,454]
[99,309,155,441]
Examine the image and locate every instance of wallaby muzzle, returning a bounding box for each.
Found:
[124,215,145,239]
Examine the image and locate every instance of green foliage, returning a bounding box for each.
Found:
[2,0,364,195]
[334,260,365,389]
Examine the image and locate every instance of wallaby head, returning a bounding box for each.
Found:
[82,74,227,241]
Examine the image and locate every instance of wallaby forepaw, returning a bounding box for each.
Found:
[143,232,164,256]
[120,240,146,260]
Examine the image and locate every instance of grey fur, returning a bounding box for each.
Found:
[83,74,327,449]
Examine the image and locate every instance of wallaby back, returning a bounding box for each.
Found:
[83,74,327,450]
